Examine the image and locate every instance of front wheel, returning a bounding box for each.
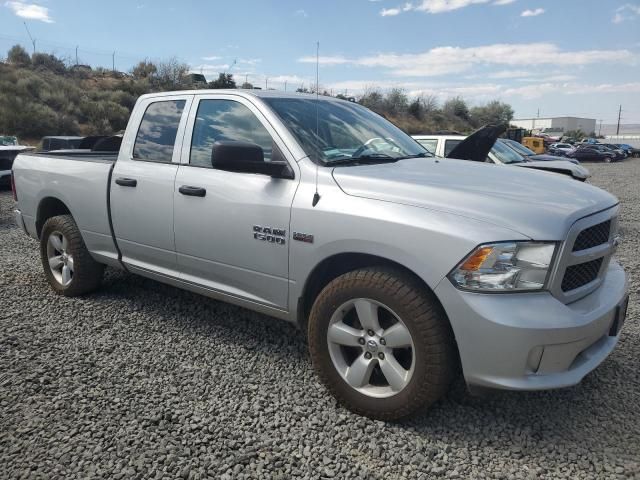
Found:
[308,267,456,420]
[40,215,104,296]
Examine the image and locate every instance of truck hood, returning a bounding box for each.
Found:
[515,160,590,180]
[332,157,616,240]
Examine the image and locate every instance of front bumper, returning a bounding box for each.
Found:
[435,259,628,390]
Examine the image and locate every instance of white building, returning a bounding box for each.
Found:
[511,117,597,136]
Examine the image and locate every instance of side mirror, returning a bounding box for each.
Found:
[211,141,293,179]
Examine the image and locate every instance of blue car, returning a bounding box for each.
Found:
[614,144,640,157]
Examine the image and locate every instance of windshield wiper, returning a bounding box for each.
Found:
[327,153,400,165]
[394,152,432,160]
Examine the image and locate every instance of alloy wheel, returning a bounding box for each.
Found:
[327,298,415,398]
[46,231,74,286]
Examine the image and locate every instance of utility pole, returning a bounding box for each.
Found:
[616,105,622,135]
[245,73,248,86]
[23,22,36,54]
[598,119,603,137]
[265,77,268,89]
[112,51,116,73]
[75,46,78,66]
[284,80,287,92]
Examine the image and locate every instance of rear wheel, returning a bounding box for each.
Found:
[40,215,104,296]
[308,267,456,420]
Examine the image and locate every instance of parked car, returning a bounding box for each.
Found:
[40,136,85,152]
[599,144,627,160]
[413,133,590,181]
[612,143,640,157]
[548,143,576,156]
[501,138,581,165]
[13,90,628,420]
[592,144,625,161]
[0,141,34,187]
[567,145,617,163]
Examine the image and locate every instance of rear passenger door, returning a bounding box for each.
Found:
[110,95,193,277]
[173,94,298,310]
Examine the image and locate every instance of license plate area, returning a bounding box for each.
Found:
[609,295,629,337]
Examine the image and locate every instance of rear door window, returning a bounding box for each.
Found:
[133,100,186,163]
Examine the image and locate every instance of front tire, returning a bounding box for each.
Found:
[40,215,104,296]
[308,267,456,420]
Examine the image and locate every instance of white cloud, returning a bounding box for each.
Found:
[488,70,532,79]
[413,0,491,13]
[202,55,221,61]
[268,75,310,85]
[612,3,640,22]
[301,43,636,77]
[298,55,350,65]
[4,1,53,22]
[379,0,517,16]
[325,78,640,103]
[380,7,402,16]
[521,8,544,17]
[294,9,308,17]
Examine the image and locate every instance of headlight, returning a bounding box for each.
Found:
[449,242,556,292]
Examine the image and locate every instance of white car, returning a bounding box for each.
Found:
[549,143,576,156]
[413,134,590,181]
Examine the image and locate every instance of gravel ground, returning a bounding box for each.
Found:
[1,161,639,480]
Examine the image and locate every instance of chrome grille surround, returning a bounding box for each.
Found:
[548,206,619,304]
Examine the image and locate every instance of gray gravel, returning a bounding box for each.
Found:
[1,161,639,480]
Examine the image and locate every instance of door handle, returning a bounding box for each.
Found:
[115,177,137,187]
[179,185,206,197]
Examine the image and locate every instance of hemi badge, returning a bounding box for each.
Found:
[293,232,314,243]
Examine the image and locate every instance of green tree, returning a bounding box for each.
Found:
[155,57,190,89]
[470,100,514,127]
[31,53,67,74]
[443,97,470,121]
[132,59,158,79]
[7,45,31,66]
[209,73,236,89]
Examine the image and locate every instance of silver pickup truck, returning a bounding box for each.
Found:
[12,90,629,420]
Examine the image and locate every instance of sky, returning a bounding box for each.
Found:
[1,0,639,124]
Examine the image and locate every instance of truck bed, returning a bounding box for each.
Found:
[12,151,120,266]
[31,150,118,163]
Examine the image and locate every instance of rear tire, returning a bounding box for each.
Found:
[308,267,456,420]
[40,215,104,296]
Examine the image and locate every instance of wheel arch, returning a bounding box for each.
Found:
[297,252,449,331]
[36,197,72,239]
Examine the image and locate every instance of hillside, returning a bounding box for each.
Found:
[0,45,515,144]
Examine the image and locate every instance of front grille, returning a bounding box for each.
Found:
[572,220,611,252]
[0,157,14,170]
[561,258,603,292]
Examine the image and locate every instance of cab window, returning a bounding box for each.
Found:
[133,100,186,163]
[190,99,274,168]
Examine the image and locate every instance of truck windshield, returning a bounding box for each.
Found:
[263,97,429,164]
[492,140,525,164]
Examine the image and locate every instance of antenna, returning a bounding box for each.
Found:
[312,41,321,207]
[23,22,36,54]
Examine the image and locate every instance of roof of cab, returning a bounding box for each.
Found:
[137,89,348,102]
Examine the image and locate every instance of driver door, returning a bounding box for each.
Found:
[173,95,299,310]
